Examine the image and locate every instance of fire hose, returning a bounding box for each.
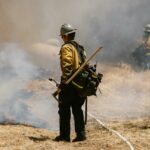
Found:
[49,79,134,150]
[86,112,134,150]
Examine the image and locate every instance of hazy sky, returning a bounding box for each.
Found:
[0,0,150,62]
[0,1,149,128]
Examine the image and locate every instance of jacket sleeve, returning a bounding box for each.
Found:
[60,44,73,81]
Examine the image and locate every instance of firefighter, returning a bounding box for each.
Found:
[132,24,150,69]
[144,24,150,50]
[54,24,86,142]
[144,24,150,69]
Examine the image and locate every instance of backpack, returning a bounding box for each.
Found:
[68,41,103,97]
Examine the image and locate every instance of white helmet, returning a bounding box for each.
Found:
[60,24,77,36]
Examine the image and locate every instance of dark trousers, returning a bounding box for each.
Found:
[58,84,85,138]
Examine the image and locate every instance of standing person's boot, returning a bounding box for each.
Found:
[53,135,70,142]
[72,131,86,142]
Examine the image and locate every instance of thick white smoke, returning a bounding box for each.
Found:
[0,0,149,128]
[0,43,37,103]
[89,64,150,120]
[0,0,150,63]
[0,43,58,129]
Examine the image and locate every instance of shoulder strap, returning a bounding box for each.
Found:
[66,41,86,64]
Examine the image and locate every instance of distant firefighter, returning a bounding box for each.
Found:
[132,24,150,69]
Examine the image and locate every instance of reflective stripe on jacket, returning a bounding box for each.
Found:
[60,43,80,81]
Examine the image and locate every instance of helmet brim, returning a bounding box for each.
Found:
[60,29,77,36]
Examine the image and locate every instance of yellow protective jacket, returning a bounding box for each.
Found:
[146,36,150,48]
[60,42,80,81]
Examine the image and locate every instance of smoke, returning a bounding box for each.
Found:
[0,0,149,128]
[30,39,60,73]
[0,0,150,63]
[0,43,58,129]
[89,64,150,120]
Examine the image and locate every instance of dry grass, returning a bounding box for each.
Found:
[0,64,149,149]
[0,117,149,150]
